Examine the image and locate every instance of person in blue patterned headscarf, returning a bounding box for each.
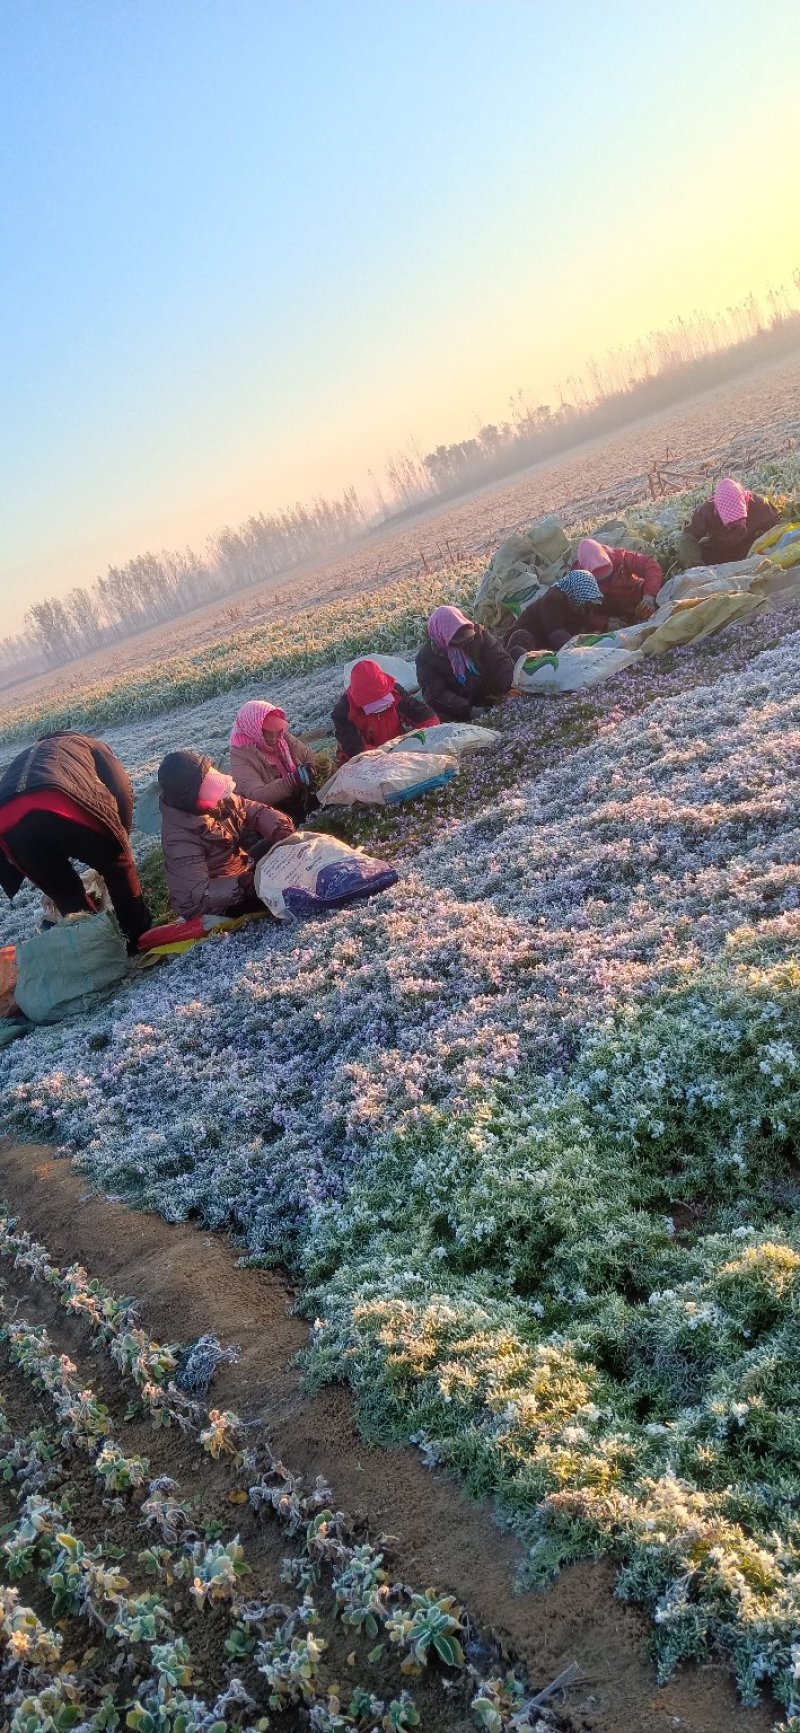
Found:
[506,569,604,656]
[553,569,604,606]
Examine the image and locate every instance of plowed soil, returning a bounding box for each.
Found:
[0,1137,775,1733]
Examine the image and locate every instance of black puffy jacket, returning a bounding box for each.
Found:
[415,626,514,722]
[0,732,134,899]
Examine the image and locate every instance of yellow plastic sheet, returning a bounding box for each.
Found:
[639,590,763,654]
[750,523,800,569]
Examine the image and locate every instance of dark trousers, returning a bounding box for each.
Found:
[6,813,151,946]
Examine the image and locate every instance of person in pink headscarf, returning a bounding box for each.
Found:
[679,477,779,568]
[229,700,320,818]
[574,537,664,624]
[416,606,514,722]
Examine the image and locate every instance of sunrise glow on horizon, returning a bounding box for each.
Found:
[2,0,799,625]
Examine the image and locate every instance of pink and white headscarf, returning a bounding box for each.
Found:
[576,537,614,577]
[713,478,749,525]
[428,605,476,683]
[230,700,295,776]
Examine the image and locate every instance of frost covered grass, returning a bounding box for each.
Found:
[4,525,800,1715]
[0,568,475,748]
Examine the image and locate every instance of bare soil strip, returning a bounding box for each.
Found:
[0,1138,774,1733]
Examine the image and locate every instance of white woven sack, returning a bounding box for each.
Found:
[317,748,457,807]
[513,638,641,693]
[382,723,500,757]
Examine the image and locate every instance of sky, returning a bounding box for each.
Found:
[1,0,799,630]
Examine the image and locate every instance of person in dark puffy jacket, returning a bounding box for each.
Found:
[158,750,294,920]
[678,477,779,569]
[574,537,664,623]
[0,731,150,950]
[332,659,437,761]
[416,607,514,722]
[506,570,604,655]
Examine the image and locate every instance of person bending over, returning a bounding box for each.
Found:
[0,731,150,951]
[678,477,779,569]
[575,537,664,623]
[416,606,514,722]
[332,659,437,761]
[230,700,320,819]
[158,750,293,920]
[506,570,604,655]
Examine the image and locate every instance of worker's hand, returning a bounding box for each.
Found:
[268,810,296,841]
[236,868,256,903]
[635,596,657,620]
[295,764,315,788]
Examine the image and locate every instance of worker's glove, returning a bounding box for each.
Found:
[295,764,315,788]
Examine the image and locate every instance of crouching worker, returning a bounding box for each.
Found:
[506,569,604,655]
[416,606,514,722]
[332,659,437,761]
[158,750,294,919]
[230,700,319,820]
[0,730,150,952]
[678,477,779,569]
[575,537,664,621]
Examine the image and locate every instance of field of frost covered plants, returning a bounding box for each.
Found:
[3,453,800,1724]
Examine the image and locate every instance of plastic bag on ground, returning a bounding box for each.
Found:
[255,833,398,920]
[638,591,763,653]
[383,722,500,756]
[750,522,800,568]
[513,637,641,693]
[318,748,457,807]
[473,516,572,629]
[657,557,768,605]
[343,653,419,692]
[133,781,163,838]
[15,912,130,1024]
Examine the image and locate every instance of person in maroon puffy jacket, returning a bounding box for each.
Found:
[678,477,779,569]
[506,569,605,655]
[575,537,664,625]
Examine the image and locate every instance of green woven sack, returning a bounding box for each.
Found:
[15,912,129,1024]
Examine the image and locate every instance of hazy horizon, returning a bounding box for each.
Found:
[2,0,799,631]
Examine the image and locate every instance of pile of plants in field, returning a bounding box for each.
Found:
[0,1212,554,1732]
[3,480,800,1718]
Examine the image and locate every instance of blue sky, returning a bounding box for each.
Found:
[1,0,798,626]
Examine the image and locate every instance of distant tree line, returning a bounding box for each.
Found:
[12,491,364,676]
[381,276,800,513]
[6,272,799,686]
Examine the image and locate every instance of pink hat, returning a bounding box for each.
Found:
[576,538,613,576]
[713,478,748,525]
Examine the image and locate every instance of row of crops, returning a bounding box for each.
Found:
[0,1209,557,1733]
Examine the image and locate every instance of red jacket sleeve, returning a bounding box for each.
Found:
[615,548,664,596]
